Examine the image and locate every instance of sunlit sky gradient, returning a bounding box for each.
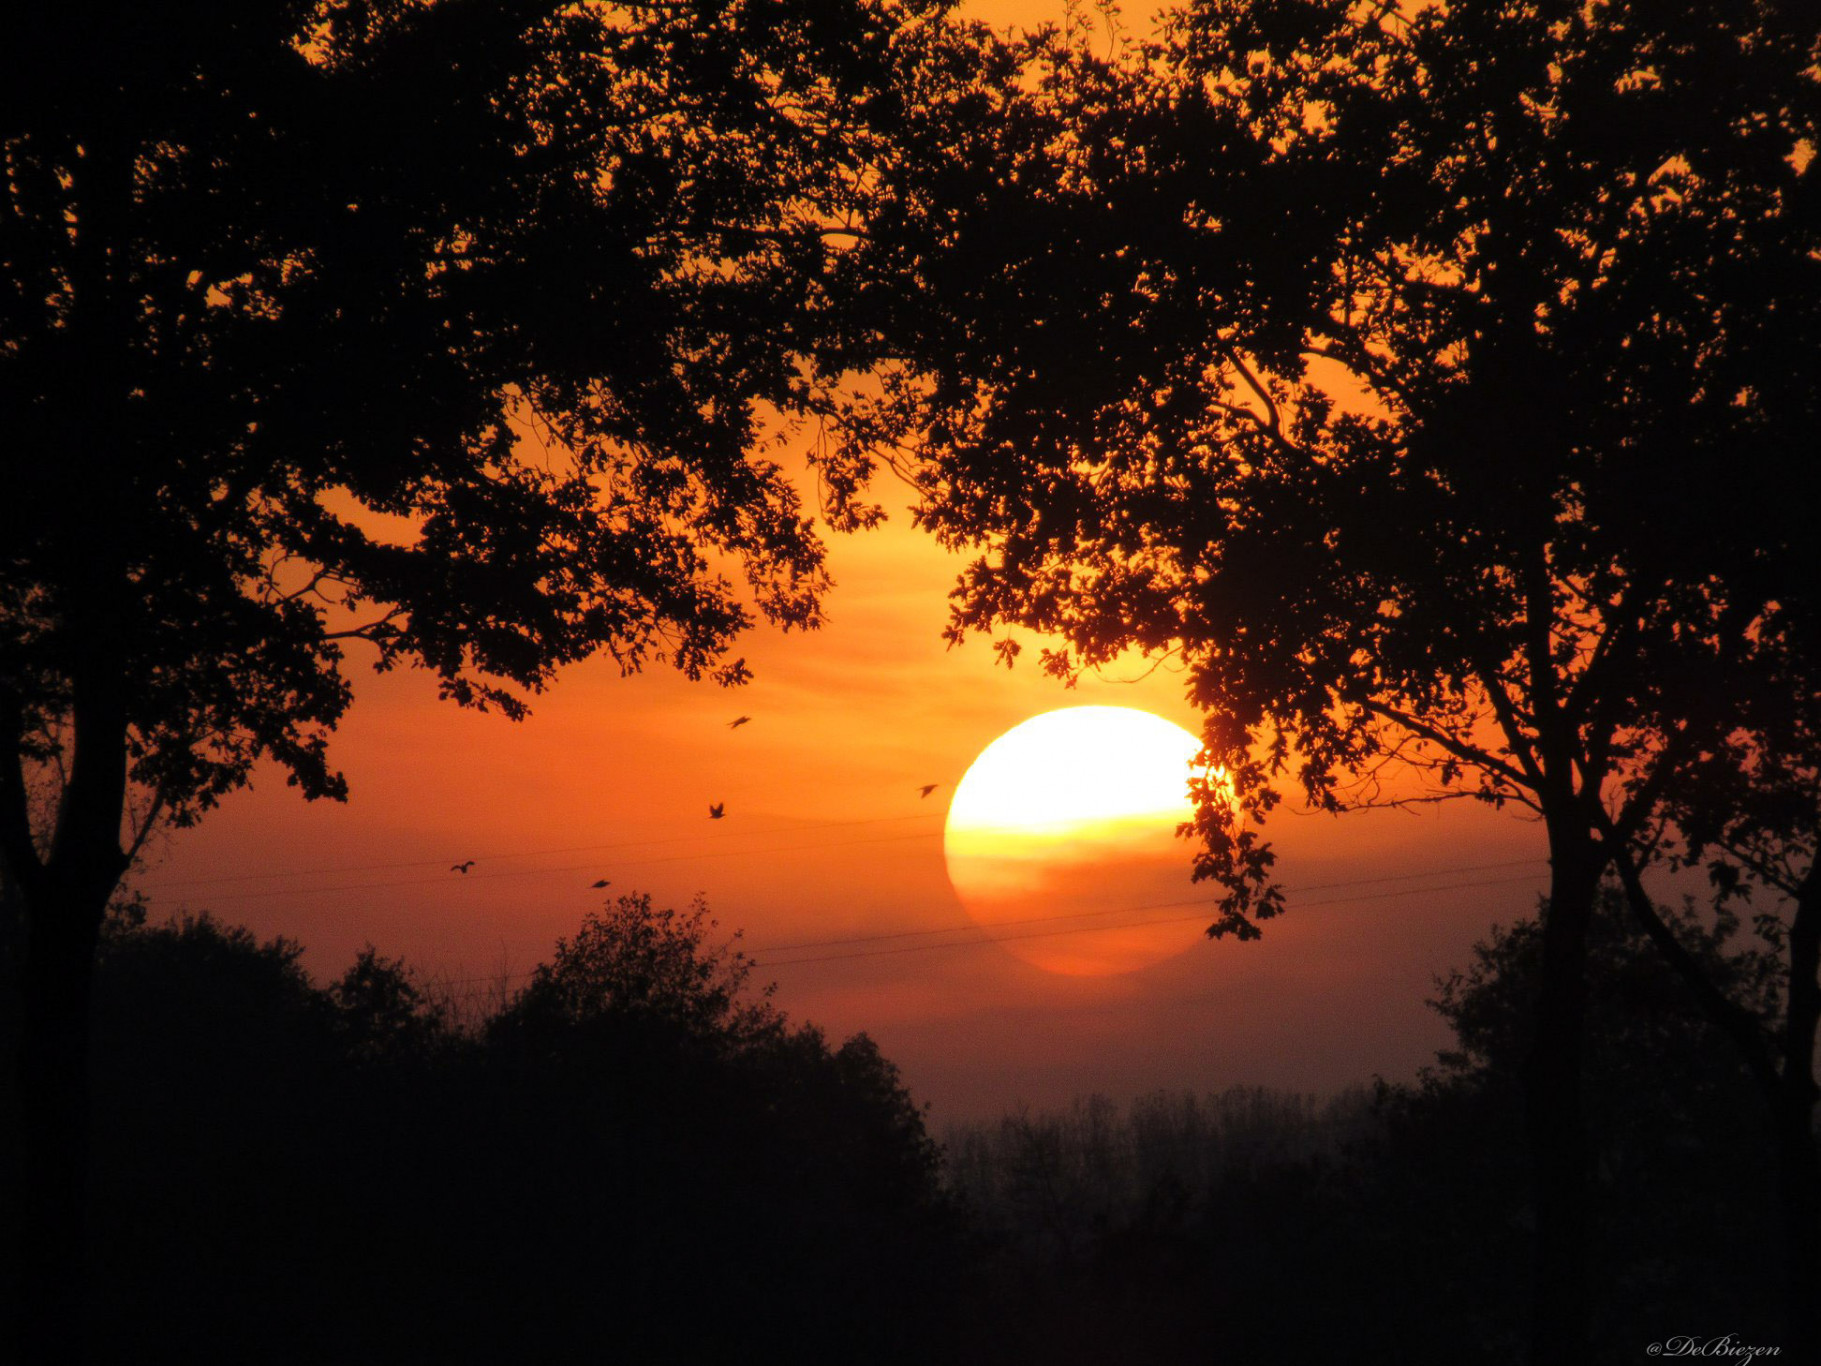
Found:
[129,0,1558,1122]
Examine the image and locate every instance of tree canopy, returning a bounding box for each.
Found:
[0,2,995,1354]
[498,892,780,1046]
[1,0,972,845]
[859,2,1816,1359]
[43,895,959,1363]
[874,0,1816,919]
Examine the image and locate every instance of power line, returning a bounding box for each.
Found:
[756,869,1547,967]
[135,810,947,891]
[137,826,947,905]
[138,822,1543,915]
[397,863,1549,991]
[754,857,1547,954]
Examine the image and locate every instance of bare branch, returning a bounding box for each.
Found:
[1221,345,1284,440]
[1467,658,1547,792]
[320,608,408,642]
[0,695,46,889]
[123,787,167,864]
[1362,698,1534,793]
[1602,820,1782,1097]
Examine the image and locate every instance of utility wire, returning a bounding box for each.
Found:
[755,858,1546,953]
[138,827,948,905]
[136,811,947,891]
[399,864,1548,992]
[756,870,1547,967]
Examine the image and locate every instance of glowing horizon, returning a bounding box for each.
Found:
[943,706,1210,975]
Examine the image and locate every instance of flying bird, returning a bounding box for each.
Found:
[451,861,475,874]
[917,784,939,798]
[709,803,725,819]
[728,716,752,729]
[590,878,611,889]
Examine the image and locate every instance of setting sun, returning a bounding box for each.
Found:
[943,706,1213,976]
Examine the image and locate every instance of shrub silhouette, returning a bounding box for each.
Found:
[483,895,958,1362]
[494,893,778,1047]
[28,893,960,1364]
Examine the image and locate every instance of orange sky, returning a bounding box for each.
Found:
[129,0,1558,1123]
[134,459,1552,1120]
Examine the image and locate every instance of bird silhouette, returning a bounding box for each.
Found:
[709,803,725,819]
[451,861,475,874]
[590,878,611,889]
[728,716,752,729]
[917,784,939,798]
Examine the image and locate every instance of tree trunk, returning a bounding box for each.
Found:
[1778,866,1821,1360]
[1606,837,1818,1359]
[1522,832,1604,1366]
[3,661,132,1364]
[17,874,110,1363]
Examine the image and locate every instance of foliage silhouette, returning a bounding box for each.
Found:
[480,893,958,1360]
[497,892,779,1046]
[331,944,446,1064]
[1618,584,1821,1349]
[0,892,961,1363]
[1411,889,1785,1358]
[0,0,998,1351]
[862,3,1817,1357]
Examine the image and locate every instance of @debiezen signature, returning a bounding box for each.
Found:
[1648,1335,1780,1359]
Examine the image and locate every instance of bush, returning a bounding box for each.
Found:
[21,893,961,1364]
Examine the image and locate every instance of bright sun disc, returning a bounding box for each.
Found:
[943,706,1211,976]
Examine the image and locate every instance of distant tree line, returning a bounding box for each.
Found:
[941,889,1785,1366]
[0,881,1787,1363]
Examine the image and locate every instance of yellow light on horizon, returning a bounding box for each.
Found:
[946,705,1200,837]
[943,706,1213,976]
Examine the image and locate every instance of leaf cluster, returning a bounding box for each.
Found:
[858,0,1818,930]
[494,890,780,1047]
[0,0,977,834]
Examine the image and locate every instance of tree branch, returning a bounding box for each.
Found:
[1602,823,1782,1101]
[1561,576,1643,735]
[1468,657,1548,792]
[1607,725,1699,852]
[1711,837,1803,900]
[1304,317,1414,411]
[123,786,167,865]
[1221,345,1284,441]
[1206,396,1302,459]
[1360,698,1534,792]
[320,608,408,641]
[0,693,46,890]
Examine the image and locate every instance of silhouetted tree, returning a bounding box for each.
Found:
[26,893,960,1362]
[1410,889,1785,1353]
[330,944,445,1064]
[1607,595,1821,1352]
[481,893,958,1363]
[0,0,995,1352]
[498,892,780,1046]
[861,3,1816,1358]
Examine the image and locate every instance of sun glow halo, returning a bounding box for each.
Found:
[943,706,1214,976]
